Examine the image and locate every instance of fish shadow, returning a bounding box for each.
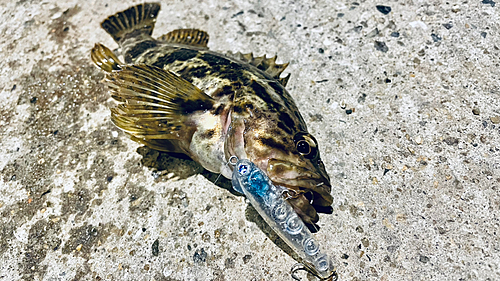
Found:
[136,146,241,196]
[244,203,300,262]
[137,146,300,264]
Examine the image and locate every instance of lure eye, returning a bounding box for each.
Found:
[238,163,249,175]
[294,132,318,159]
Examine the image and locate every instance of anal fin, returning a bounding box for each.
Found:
[91,43,123,72]
[106,64,214,141]
[158,29,209,49]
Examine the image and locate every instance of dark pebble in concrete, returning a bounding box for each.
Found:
[193,248,207,263]
[443,137,459,146]
[419,255,430,263]
[481,0,496,7]
[375,41,388,52]
[376,5,392,15]
[443,22,453,29]
[242,254,252,264]
[152,239,159,256]
[431,33,442,42]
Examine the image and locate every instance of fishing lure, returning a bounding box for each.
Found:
[231,157,337,280]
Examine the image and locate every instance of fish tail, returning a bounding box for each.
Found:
[101,2,161,44]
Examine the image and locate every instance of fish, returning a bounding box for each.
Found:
[231,158,337,280]
[91,2,334,231]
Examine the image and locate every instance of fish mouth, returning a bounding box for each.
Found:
[266,158,332,206]
[265,158,333,232]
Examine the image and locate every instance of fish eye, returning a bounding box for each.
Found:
[294,132,318,159]
[296,140,311,155]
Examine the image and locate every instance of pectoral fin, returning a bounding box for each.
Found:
[91,43,123,72]
[106,64,214,141]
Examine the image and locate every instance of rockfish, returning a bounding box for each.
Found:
[91,2,333,231]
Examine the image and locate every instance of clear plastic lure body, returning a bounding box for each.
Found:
[231,158,335,280]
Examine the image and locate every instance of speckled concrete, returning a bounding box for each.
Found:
[1,0,499,280]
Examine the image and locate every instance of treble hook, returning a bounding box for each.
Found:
[290,263,338,281]
[281,189,310,201]
[290,263,307,281]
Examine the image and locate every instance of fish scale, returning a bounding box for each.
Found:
[91,2,334,232]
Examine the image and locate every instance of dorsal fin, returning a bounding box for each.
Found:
[279,73,291,87]
[101,2,161,43]
[229,51,291,86]
[91,43,123,72]
[158,29,209,48]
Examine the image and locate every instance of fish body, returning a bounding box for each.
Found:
[232,158,336,280]
[91,3,333,231]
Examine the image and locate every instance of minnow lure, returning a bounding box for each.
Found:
[231,158,337,280]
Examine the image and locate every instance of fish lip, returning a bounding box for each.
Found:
[265,158,332,191]
[270,176,331,191]
[266,158,321,178]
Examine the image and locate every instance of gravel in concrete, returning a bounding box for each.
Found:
[1,0,499,280]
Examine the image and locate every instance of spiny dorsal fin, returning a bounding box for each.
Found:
[91,43,123,72]
[279,73,291,87]
[158,29,209,48]
[230,51,291,86]
[106,64,214,140]
[101,2,161,43]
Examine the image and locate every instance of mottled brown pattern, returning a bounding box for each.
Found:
[92,2,333,231]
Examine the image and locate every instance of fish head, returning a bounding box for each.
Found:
[264,132,331,197]
[225,80,333,230]
[241,127,334,221]
[270,132,326,171]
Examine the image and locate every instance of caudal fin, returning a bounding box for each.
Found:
[101,3,161,43]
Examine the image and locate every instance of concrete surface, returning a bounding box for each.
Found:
[1,0,499,280]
